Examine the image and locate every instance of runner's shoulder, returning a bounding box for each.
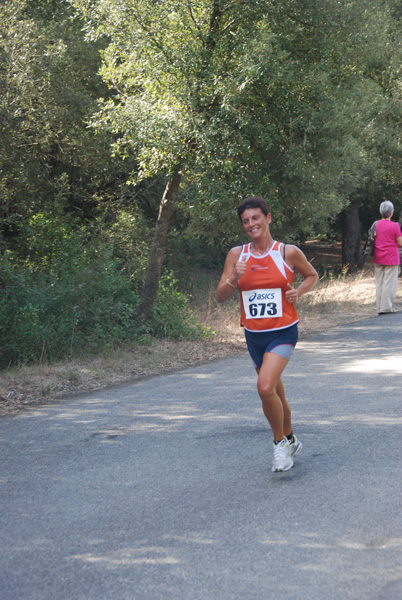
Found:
[283,244,306,258]
[228,245,243,259]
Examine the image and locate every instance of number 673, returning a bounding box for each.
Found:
[249,302,278,317]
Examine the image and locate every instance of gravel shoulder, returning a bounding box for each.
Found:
[0,302,383,418]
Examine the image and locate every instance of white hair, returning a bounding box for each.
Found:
[379,201,394,218]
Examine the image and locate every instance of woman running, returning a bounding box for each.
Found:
[217,197,318,472]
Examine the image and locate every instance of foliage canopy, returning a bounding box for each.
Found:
[1,0,402,365]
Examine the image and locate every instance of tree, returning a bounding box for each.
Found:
[69,0,402,306]
[67,1,263,319]
[324,0,402,267]
[0,0,136,251]
[69,0,352,318]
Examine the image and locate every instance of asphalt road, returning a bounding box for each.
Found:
[1,312,401,600]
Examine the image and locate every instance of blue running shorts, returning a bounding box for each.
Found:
[244,323,299,368]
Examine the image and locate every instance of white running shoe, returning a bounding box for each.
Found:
[288,434,302,458]
[272,439,294,472]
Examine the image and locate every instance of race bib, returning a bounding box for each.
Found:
[242,288,283,319]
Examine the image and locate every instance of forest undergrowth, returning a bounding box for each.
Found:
[1,254,401,417]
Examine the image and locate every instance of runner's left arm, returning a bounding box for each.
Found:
[284,246,318,302]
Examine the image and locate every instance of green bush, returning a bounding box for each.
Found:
[148,272,208,340]
[0,248,135,366]
[0,214,208,368]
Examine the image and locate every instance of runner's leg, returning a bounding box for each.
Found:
[276,375,292,438]
[256,352,289,441]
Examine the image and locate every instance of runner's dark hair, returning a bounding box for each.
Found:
[237,197,271,220]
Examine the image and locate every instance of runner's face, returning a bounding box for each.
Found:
[241,208,271,239]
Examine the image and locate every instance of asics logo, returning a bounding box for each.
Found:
[248,292,275,302]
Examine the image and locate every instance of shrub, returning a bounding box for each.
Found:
[0,214,208,368]
[148,272,208,340]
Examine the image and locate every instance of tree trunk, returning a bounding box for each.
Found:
[341,198,362,270]
[133,166,182,322]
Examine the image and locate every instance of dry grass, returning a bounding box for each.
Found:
[1,261,401,417]
[195,264,385,339]
[296,267,381,334]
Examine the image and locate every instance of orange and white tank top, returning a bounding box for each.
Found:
[237,241,299,332]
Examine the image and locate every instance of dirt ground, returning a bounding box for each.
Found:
[0,244,395,418]
[0,313,358,419]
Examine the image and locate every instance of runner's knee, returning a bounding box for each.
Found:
[257,379,277,398]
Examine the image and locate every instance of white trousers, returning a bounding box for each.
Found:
[374,264,399,313]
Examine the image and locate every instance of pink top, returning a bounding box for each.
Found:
[372,219,402,265]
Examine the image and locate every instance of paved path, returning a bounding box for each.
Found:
[1,313,401,599]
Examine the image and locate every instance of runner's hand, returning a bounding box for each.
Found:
[234,254,248,279]
[285,283,299,303]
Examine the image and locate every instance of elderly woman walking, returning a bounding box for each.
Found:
[373,201,402,314]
